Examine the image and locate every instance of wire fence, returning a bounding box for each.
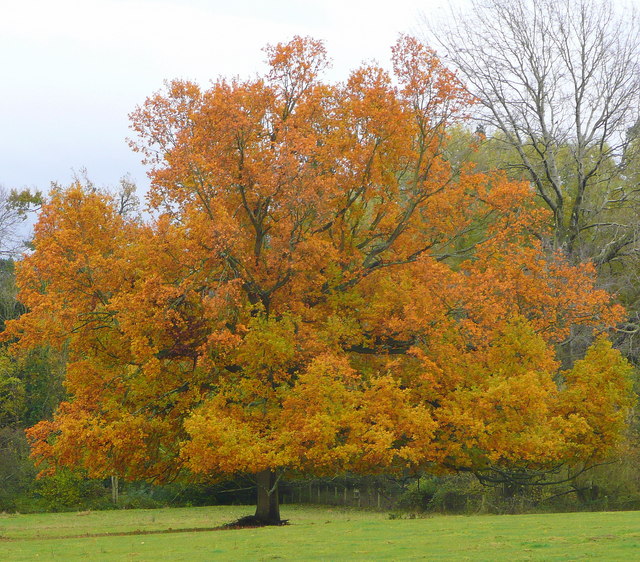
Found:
[280,478,405,510]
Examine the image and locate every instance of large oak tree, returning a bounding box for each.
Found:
[7,37,633,524]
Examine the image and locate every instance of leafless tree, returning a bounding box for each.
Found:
[429,0,640,264]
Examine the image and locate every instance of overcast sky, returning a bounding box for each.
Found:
[0,0,461,196]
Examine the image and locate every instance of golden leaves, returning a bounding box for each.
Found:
[12,36,635,483]
[556,338,635,459]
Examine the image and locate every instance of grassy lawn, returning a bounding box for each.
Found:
[2,505,640,560]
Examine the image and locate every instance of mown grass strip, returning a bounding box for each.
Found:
[2,506,640,560]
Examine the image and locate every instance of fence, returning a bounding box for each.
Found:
[279,478,404,510]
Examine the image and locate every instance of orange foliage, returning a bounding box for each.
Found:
[7,37,633,485]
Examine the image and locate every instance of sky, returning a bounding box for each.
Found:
[0,0,458,196]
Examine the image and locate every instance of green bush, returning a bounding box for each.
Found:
[33,469,110,511]
[399,476,440,511]
[0,428,36,512]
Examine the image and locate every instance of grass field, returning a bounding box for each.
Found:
[2,505,640,560]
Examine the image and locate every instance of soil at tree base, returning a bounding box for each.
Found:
[222,515,290,529]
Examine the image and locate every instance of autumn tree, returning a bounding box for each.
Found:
[7,37,633,524]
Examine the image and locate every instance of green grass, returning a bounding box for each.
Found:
[2,505,640,560]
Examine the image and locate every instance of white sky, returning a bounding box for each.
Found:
[0,0,458,195]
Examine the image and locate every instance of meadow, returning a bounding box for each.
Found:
[2,505,640,560]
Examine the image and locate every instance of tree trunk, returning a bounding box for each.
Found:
[254,469,281,524]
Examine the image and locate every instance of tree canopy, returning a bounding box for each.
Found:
[6,36,633,524]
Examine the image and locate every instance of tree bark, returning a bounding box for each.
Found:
[254,469,281,524]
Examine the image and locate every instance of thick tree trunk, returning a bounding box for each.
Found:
[254,469,281,524]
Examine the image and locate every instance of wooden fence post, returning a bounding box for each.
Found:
[111,475,119,505]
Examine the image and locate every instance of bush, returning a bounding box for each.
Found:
[399,476,440,511]
[33,469,110,511]
[0,427,36,512]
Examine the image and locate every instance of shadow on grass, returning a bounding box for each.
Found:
[1,515,290,542]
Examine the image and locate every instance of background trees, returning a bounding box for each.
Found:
[434,0,640,260]
[430,0,640,370]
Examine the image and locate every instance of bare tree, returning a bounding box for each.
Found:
[429,0,640,264]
